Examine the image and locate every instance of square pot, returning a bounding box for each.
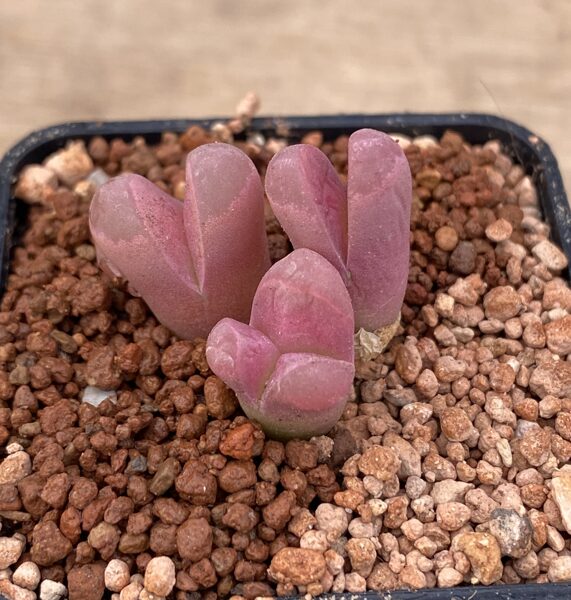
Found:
[0,114,569,600]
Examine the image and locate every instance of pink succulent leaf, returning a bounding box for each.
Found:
[89,174,205,335]
[250,248,354,363]
[265,144,348,277]
[205,318,279,405]
[251,353,355,439]
[89,144,270,339]
[184,143,270,297]
[347,129,412,330]
[265,128,412,331]
[206,249,355,439]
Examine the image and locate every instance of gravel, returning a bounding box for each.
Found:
[0,118,570,598]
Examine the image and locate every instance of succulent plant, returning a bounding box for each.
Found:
[90,127,411,438]
[206,249,355,439]
[89,143,270,339]
[265,128,412,353]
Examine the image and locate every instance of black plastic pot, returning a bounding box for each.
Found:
[0,114,570,600]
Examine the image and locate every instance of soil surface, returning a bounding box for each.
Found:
[1,120,571,599]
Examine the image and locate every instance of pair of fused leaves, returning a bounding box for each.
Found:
[90,144,270,339]
[89,129,411,438]
[266,128,412,332]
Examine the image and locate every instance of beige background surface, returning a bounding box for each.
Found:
[1,0,570,191]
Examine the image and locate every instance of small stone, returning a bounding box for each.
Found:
[489,363,516,392]
[12,561,40,590]
[551,473,571,533]
[383,387,416,407]
[383,431,421,478]
[358,446,400,481]
[144,556,175,597]
[148,458,180,496]
[483,286,522,321]
[548,556,571,582]
[435,293,455,318]
[448,278,479,306]
[435,226,459,252]
[440,407,473,442]
[176,517,212,562]
[219,422,262,460]
[416,369,439,399]
[417,167,442,190]
[437,567,464,587]
[82,386,117,407]
[529,359,571,398]
[204,376,238,419]
[487,508,533,558]
[543,279,571,310]
[0,536,25,569]
[434,356,466,382]
[314,503,348,541]
[545,316,571,355]
[455,532,503,585]
[0,580,36,600]
[67,563,105,600]
[539,396,561,419]
[532,240,568,271]
[31,521,72,566]
[519,429,551,466]
[105,559,130,592]
[40,579,68,600]
[300,530,328,552]
[449,241,476,275]
[269,547,326,585]
[485,218,513,242]
[0,452,32,485]
[433,324,457,347]
[431,480,473,504]
[50,330,79,354]
[45,141,94,186]
[87,522,120,561]
[436,502,471,531]
[367,563,398,591]
[345,571,367,592]
[395,344,423,384]
[347,519,377,541]
[479,319,504,334]
[118,579,143,600]
[399,565,426,589]
[14,164,58,205]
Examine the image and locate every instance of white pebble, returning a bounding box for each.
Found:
[413,135,438,149]
[532,240,568,271]
[12,561,41,590]
[143,556,175,597]
[40,579,67,600]
[82,386,117,407]
[105,559,130,592]
[14,164,58,205]
[5,443,23,455]
[44,141,94,186]
[87,168,110,188]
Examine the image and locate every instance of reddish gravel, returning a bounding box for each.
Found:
[1,116,571,599]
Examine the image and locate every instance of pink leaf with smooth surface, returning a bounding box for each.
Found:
[206,249,355,439]
[264,144,348,277]
[347,129,412,330]
[89,143,270,339]
[265,128,412,331]
[250,248,353,362]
